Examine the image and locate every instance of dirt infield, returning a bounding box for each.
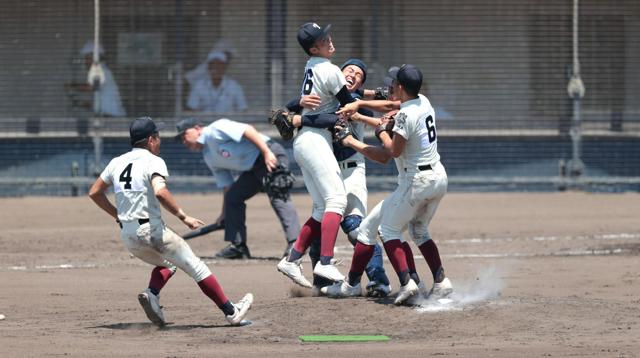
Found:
[1,192,639,357]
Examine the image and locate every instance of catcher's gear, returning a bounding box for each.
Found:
[373,86,389,100]
[263,164,295,200]
[269,109,296,141]
[332,120,353,143]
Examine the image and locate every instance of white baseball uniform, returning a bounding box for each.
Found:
[357,94,448,246]
[100,148,211,282]
[294,56,347,221]
[338,120,367,218]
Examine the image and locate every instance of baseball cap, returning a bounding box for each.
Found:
[174,117,203,140]
[297,22,332,53]
[130,117,163,145]
[206,50,227,63]
[388,64,422,95]
[341,59,367,84]
[384,66,400,88]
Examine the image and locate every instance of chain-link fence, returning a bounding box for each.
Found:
[1,0,639,195]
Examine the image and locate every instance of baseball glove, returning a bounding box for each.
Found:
[268,109,296,141]
[332,120,353,143]
[375,120,395,141]
[263,164,295,200]
[373,86,390,100]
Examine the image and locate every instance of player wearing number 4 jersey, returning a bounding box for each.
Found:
[325,65,453,305]
[89,117,253,326]
[277,22,356,287]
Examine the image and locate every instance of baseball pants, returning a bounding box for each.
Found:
[224,141,301,246]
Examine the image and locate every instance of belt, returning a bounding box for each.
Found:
[404,164,432,172]
[339,161,358,170]
[138,218,149,225]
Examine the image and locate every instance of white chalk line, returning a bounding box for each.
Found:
[2,232,637,272]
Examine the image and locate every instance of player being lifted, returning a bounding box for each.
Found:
[324,65,453,305]
[89,117,253,326]
[276,23,356,286]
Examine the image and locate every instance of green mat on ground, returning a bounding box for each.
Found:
[299,335,390,342]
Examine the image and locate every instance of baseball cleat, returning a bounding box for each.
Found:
[138,289,166,326]
[429,277,453,299]
[313,262,345,282]
[225,293,254,326]
[393,279,419,305]
[365,281,392,298]
[277,257,313,288]
[321,281,362,298]
[405,281,428,306]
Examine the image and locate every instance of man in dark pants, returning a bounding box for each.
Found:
[176,118,300,258]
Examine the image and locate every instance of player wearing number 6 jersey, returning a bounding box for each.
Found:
[89,117,253,326]
[277,22,356,287]
[323,65,453,305]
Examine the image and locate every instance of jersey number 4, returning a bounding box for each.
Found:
[301,69,314,95]
[119,163,133,190]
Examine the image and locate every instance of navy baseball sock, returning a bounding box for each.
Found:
[348,272,363,287]
[220,300,236,316]
[397,270,410,287]
[319,255,332,265]
[409,271,421,285]
[289,248,304,262]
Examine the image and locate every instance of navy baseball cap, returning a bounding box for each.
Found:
[297,22,332,52]
[341,59,367,84]
[130,117,163,145]
[384,66,400,87]
[174,117,203,140]
[388,64,423,95]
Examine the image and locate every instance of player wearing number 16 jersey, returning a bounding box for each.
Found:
[89,117,253,326]
[277,22,357,287]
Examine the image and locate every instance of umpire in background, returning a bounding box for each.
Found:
[176,118,300,259]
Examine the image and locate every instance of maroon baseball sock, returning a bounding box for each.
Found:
[319,212,343,263]
[347,242,375,286]
[383,239,410,285]
[197,274,229,308]
[148,266,174,296]
[418,240,443,282]
[402,242,421,284]
[289,217,321,261]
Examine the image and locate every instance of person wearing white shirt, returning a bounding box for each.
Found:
[186,50,248,114]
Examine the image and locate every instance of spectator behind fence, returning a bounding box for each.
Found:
[65,41,126,117]
[186,49,248,114]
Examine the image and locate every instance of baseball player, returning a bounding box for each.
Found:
[323,64,453,305]
[175,117,300,258]
[276,23,358,287]
[281,59,391,297]
[88,116,253,326]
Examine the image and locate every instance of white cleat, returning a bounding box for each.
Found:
[138,289,166,326]
[225,293,254,326]
[313,262,345,282]
[277,258,313,288]
[429,277,453,299]
[321,281,362,298]
[405,282,428,306]
[394,279,419,305]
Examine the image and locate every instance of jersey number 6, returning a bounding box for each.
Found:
[425,115,437,143]
[302,69,314,95]
[119,163,133,190]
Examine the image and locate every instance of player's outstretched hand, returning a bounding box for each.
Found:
[333,122,353,144]
[336,102,359,118]
[182,215,205,230]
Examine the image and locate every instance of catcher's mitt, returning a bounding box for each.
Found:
[263,164,295,200]
[373,86,390,100]
[332,120,353,143]
[268,109,296,141]
[375,110,398,141]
